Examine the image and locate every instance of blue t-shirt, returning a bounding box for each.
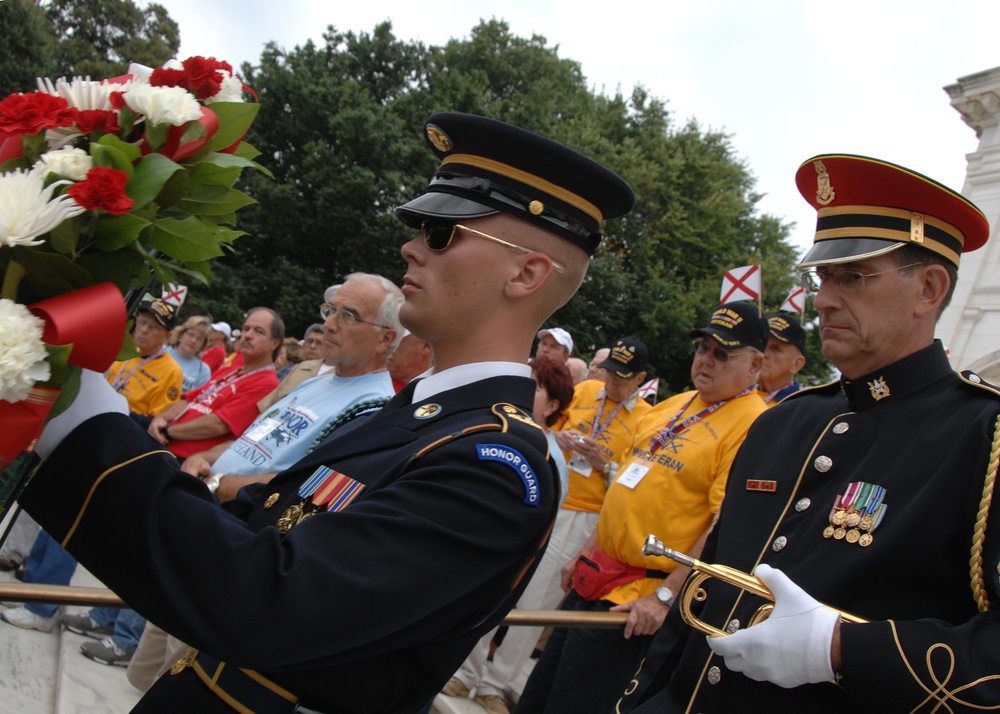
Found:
[213,371,394,476]
[166,346,211,393]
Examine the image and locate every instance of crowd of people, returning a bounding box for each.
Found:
[1,113,997,714]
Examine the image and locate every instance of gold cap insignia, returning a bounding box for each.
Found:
[414,403,442,419]
[867,376,890,401]
[814,160,836,206]
[529,200,544,216]
[910,212,924,243]
[264,493,279,509]
[425,124,452,153]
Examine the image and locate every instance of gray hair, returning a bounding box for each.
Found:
[344,272,405,352]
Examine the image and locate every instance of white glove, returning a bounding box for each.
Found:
[35,369,128,460]
[707,564,838,688]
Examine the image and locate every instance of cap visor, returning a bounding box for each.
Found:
[797,238,902,268]
[395,191,500,229]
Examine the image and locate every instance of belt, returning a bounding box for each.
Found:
[172,647,300,714]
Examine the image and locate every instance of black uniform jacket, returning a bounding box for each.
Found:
[619,342,1000,713]
[21,375,560,713]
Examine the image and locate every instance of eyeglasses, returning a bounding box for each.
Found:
[692,340,752,363]
[420,221,565,273]
[799,263,926,293]
[319,303,390,329]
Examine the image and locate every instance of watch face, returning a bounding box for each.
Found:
[657,586,673,604]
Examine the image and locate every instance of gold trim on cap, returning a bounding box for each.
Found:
[814,205,963,266]
[441,153,603,222]
[910,212,924,244]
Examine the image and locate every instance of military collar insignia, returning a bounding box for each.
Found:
[413,403,442,419]
[867,376,890,401]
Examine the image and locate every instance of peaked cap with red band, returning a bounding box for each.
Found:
[395,112,635,255]
[795,154,989,268]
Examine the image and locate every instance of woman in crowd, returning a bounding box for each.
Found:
[166,316,213,392]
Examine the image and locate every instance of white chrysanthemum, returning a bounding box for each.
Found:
[38,147,93,181]
[0,168,85,247]
[123,84,202,126]
[0,299,51,403]
[204,73,245,104]
[36,76,116,111]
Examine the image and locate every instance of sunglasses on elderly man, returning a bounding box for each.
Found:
[420,221,565,273]
[692,340,752,363]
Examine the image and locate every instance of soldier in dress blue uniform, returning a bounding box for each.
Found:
[616,154,1000,713]
[19,113,634,714]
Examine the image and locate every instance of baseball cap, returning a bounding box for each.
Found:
[767,313,806,355]
[136,299,177,331]
[211,321,232,339]
[538,327,573,355]
[598,337,648,379]
[689,301,768,352]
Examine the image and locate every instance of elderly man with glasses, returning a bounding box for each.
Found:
[18,112,635,713]
[517,301,768,714]
[617,155,1000,713]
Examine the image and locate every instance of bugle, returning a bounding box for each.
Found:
[642,534,865,637]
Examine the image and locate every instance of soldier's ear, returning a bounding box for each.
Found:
[504,254,557,300]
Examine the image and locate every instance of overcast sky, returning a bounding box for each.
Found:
[158,0,999,254]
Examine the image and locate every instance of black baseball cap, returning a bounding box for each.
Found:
[689,301,768,352]
[767,313,806,355]
[137,299,177,331]
[598,336,648,379]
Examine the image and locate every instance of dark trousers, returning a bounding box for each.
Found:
[515,591,653,714]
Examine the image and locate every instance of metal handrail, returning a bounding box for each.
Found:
[0,582,629,628]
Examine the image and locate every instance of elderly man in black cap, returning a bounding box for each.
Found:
[18,113,634,714]
[516,302,768,714]
[616,154,1000,713]
[758,313,807,405]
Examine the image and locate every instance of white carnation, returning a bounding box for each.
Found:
[123,84,203,126]
[204,73,245,104]
[38,147,93,181]
[0,300,51,403]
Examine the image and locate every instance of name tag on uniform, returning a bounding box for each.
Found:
[616,462,650,490]
[567,452,592,476]
[244,416,281,442]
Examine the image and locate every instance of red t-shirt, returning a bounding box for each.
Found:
[200,344,227,373]
[168,365,278,459]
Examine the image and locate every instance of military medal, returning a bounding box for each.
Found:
[823,482,888,546]
[823,525,835,539]
[858,513,874,531]
[276,466,367,534]
[277,503,303,533]
[859,533,874,547]
[833,527,846,540]
[845,529,861,544]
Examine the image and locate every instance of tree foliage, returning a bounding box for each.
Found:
[0,0,57,97]
[43,0,179,78]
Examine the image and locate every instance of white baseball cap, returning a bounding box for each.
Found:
[537,327,573,355]
[210,321,232,339]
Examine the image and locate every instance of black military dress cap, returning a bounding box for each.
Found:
[795,154,989,268]
[395,112,635,255]
[689,301,768,352]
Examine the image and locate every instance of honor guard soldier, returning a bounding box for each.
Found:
[21,113,634,714]
[616,154,1000,713]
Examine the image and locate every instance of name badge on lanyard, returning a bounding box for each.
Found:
[616,461,650,490]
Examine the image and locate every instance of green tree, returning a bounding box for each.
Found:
[43,0,179,78]
[0,0,57,96]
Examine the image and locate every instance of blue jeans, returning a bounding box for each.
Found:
[24,529,77,618]
[90,606,146,653]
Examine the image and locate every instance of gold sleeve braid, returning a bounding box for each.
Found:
[969,413,1000,613]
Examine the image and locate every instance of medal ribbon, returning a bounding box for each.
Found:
[649,387,755,455]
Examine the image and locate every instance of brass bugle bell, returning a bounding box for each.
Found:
[642,534,866,637]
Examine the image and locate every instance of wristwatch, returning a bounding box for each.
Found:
[655,585,675,607]
[204,473,223,494]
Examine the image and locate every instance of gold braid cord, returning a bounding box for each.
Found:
[969,414,1000,613]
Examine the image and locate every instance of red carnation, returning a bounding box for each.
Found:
[68,166,134,215]
[181,56,233,100]
[149,68,188,89]
[0,92,78,136]
[75,110,120,135]
[108,91,127,110]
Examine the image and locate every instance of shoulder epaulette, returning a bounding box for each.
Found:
[782,379,841,402]
[959,370,1000,398]
[492,403,546,435]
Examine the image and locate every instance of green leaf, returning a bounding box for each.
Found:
[129,153,184,209]
[96,134,142,164]
[207,102,260,151]
[146,217,225,262]
[0,156,31,173]
[1,257,27,300]
[12,247,92,299]
[90,141,135,178]
[93,213,151,251]
[42,343,73,387]
[48,365,81,421]
[48,215,81,256]
[177,185,256,216]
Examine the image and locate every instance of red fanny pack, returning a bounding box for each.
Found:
[572,547,648,601]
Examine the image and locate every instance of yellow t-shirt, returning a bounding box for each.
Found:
[596,388,767,604]
[106,352,183,417]
[554,379,652,513]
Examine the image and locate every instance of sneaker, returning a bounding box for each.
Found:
[441,677,471,697]
[474,694,511,714]
[60,612,114,639]
[1,606,56,632]
[80,638,132,666]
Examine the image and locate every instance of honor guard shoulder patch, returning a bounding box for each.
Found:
[959,370,1000,398]
[476,444,541,507]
